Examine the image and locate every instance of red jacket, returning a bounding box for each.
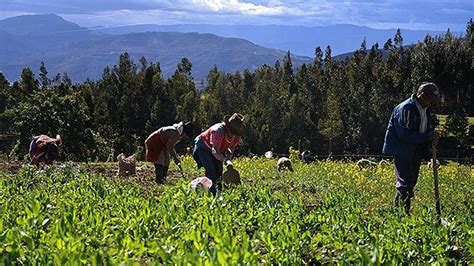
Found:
[29,135,62,166]
[144,130,166,162]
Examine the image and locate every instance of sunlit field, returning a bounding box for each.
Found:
[1,157,472,264]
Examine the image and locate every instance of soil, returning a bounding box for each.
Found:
[0,161,22,174]
[0,161,187,192]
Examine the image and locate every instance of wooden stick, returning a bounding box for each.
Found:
[177,163,186,179]
[432,141,441,224]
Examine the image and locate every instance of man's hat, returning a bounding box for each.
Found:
[223,113,244,136]
[417,82,440,104]
[183,121,195,138]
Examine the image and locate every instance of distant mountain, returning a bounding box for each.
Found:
[0,14,311,82]
[99,24,459,57]
[0,14,85,35]
[0,14,106,64]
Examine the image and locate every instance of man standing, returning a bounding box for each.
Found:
[383,82,440,214]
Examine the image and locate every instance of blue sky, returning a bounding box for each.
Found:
[1,0,472,31]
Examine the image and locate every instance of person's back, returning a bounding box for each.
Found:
[383,97,425,158]
[29,134,62,167]
[145,122,195,183]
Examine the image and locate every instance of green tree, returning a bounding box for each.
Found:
[169,58,198,123]
[0,72,9,113]
[282,51,296,96]
[444,106,469,139]
[6,90,94,161]
[39,61,50,90]
[318,95,343,154]
[0,73,11,136]
[13,68,39,103]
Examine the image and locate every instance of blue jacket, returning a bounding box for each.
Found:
[382,95,434,159]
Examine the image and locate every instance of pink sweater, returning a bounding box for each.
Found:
[199,122,240,154]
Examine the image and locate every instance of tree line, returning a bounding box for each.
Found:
[0,23,472,162]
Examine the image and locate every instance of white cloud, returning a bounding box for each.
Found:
[60,0,311,27]
[63,9,186,27]
[191,0,304,16]
[2,0,471,31]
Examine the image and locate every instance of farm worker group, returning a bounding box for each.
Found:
[142,113,243,194]
[382,82,440,215]
[28,81,442,213]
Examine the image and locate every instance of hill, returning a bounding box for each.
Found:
[98,23,458,57]
[0,14,311,82]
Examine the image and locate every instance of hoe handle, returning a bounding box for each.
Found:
[432,141,441,224]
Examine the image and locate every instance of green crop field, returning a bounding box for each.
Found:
[1,157,473,264]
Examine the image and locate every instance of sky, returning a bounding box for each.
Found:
[1,0,472,31]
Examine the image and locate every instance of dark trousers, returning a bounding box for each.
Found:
[154,163,169,184]
[193,147,223,195]
[393,152,422,213]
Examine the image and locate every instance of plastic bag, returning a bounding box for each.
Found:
[190,176,213,189]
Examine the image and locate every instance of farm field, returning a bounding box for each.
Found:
[1,157,473,264]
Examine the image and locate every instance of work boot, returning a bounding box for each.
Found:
[403,197,411,215]
[156,177,166,184]
[154,163,166,184]
[209,185,217,196]
[209,180,222,197]
[399,191,411,215]
[216,180,222,192]
[395,189,411,215]
[163,165,169,178]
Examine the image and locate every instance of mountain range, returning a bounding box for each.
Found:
[98,23,458,57]
[0,14,459,82]
[0,14,312,82]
